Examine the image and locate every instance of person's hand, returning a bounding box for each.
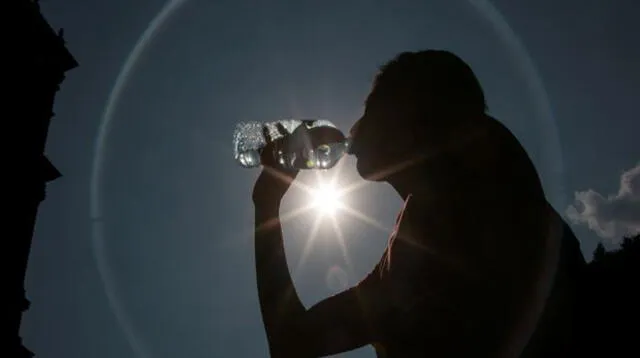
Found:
[252,123,306,206]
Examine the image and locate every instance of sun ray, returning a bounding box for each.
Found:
[340,204,391,233]
[330,155,348,187]
[337,155,427,197]
[280,203,315,224]
[261,166,315,195]
[254,202,314,233]
[237,201,313,242]
[295,214,324,275]
[331,215,354,277]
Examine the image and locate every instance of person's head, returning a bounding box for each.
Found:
[349,50,487,182]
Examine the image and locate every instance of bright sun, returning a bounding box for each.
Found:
[310,182,343,216]
[284,162,391,275]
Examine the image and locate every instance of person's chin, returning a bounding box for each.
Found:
[356,158,383,182]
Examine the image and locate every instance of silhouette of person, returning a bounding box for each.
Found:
[252,50,585,357]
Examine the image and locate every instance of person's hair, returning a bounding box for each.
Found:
[368,50,487,119]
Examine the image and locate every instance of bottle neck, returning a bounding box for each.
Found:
[344,137,354,155]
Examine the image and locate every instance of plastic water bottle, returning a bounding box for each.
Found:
[233,119,350,170]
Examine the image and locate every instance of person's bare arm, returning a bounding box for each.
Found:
[254,199,379,357]
[251,121,382,356]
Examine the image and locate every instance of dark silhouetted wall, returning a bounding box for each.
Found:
[7,1,77,357]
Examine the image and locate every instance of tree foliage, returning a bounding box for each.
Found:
[580,233,640,356]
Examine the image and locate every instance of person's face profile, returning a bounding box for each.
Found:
[352,88,438,182]
[349,96,402,181]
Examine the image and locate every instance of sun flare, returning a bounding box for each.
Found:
[285,160,392,275]
[310,182,343,216]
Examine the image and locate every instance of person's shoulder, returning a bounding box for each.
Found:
[481,115,540,175]
[482,115,527,152]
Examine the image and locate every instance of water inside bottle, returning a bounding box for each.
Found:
[233,119,349,169]
[233,121,266,168]
[305,140,349,169]
[237,150,261,167]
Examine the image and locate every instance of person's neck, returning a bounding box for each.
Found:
[387,166,431,201]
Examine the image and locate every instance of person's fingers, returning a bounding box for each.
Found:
[289,121,313,154]
[262,124,285,167]
[275,122,289,137]
[262,124,273,143]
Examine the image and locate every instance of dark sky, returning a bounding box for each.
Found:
[23,0,639,357]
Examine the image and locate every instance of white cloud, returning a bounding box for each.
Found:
[566,163,640,241]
